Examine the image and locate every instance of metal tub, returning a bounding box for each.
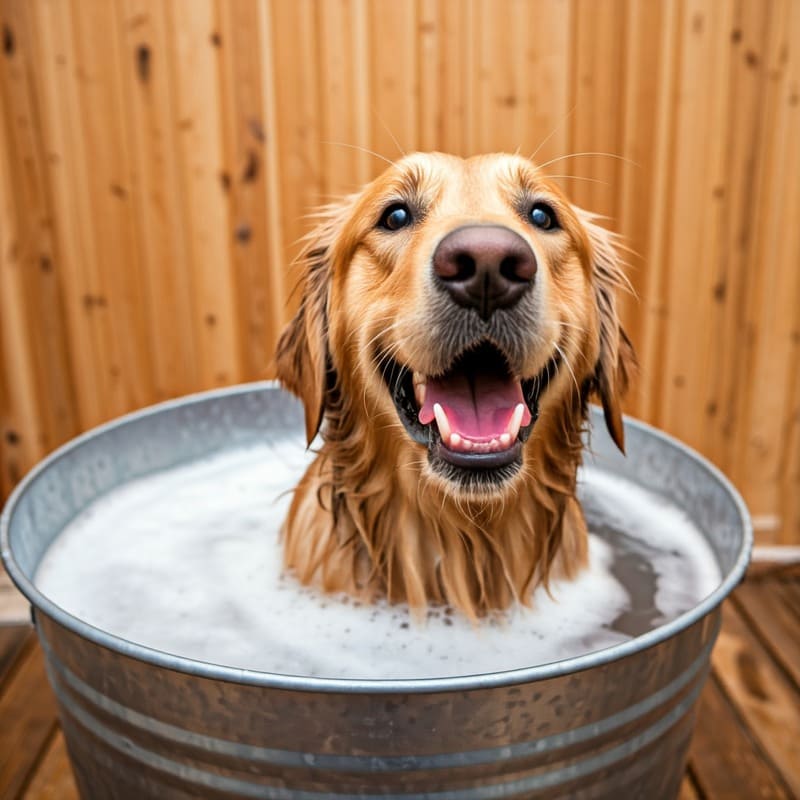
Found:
[1,383,751,799]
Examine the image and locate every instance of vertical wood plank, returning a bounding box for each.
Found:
[267,0,323,316]
[656,0,735,451]
[0,2,78,457]
[66,0,156,417]
[729,0,800,535]
[473,0,571,164]
[0,32,46,487]
[166,0,242,389]
[316,0,371,194]
[419,0,476,157]
[217,0,282,377]
[269,0,322,219]
[567,0,627,219]
[418,0,476,156]
[637,0,683,423]
[782,333,800,544]
[369,0,418,159]
[615,1,668,388]
[703,0,775,479]
[0,344,9,498]
[118,0,199,401]
[23,0,107,428]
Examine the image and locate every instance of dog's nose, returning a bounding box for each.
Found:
[432,225,537,320]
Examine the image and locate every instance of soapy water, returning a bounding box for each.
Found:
[35,438,721,679]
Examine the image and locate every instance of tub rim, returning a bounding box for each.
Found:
[1,380,752,695]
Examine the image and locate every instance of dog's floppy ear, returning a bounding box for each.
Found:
[578,211,637,454]
[276,200,353,445]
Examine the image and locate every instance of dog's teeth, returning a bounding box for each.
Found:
[433,403,451,442]
[462,439,473,452]
[489,438,499,451]
[450,432,462,449]
[499,433,511,448]
[507,403,525,442]
[414,381,426,407]
[412,371,426,386]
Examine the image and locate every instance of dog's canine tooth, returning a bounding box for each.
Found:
[433,403,451,442]
[499,432,511,448]
[507,403,525,442]
[414,381,426,407]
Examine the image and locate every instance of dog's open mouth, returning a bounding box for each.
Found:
[379,341,559,475]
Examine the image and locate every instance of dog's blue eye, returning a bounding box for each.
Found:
[379,204,412,231]
[529,203,557,230]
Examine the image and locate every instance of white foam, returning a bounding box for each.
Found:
[577,468,722,621]
[35,439,721,679]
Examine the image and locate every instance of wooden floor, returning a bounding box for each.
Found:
[0,565,799,799]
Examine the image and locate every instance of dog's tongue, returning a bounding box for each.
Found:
[419,373,532,440]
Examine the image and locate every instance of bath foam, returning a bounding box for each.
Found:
[35,439,721,680]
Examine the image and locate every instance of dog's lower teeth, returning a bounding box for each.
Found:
[445,435,516,454]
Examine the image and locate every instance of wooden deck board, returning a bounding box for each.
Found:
[22,731,78,800]
[677,772,702,800]
[709,602,800,797]
[0,569,798,799]
[0,570,29,627]
[0,637,61,799]
[0,627,29,688]
[688,675,791,799]
[778,580,800,618]
[733,580,800,690]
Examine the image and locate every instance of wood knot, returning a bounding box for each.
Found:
[136,43,151,83]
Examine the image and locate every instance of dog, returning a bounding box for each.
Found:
[276,152,635,619]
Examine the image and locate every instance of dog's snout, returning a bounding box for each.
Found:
[432,225,536,320]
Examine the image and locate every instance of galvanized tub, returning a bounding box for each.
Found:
[1,382,751,799]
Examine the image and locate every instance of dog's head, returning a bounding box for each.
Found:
[277,152,634,499]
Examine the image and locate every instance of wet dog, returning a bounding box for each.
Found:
[276,152,634,619]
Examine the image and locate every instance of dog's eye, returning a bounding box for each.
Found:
[379,204,412,231]
[529,203,558,231]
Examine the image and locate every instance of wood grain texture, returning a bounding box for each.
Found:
[711,602,800,796]
[0,639,59,798]
[0,625,30,685]
[0,0,797,543]
[22,731,79,800]
[689,675,791,799]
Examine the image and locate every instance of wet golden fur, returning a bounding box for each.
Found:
[276,152,634,619]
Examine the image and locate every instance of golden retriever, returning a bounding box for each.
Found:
[276,152,634,619]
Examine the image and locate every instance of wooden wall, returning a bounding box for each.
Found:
[0,0,798,544]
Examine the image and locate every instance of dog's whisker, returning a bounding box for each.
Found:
[529,103,577,163]
[370,108,407,159]
[556,320,589,335]
[544,174,611,187]
[321,140,396,169]
[553,342,581,398]
[357,319,406,353]
[536,151,639,171]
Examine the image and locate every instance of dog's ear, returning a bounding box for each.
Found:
[578,211,637,454]
[276,200,353,445]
